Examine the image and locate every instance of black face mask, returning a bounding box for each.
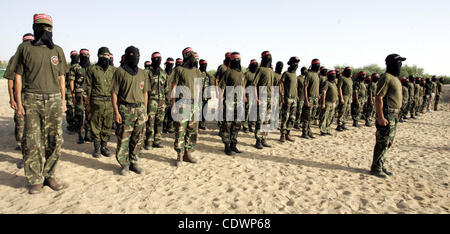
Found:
[365,78,371,84]
[165,63,174,75]
[275,62,283,74]
[358,75,365,82]
[343,69,352,78]
[98,57,110,70]
[261,55,272,68]
[224,58,231,66]
[409,76,415,83]
[336,70,341,79]
[386,60,402,77]
[70,55,79,65]
[327,74,336,82]
[183,54,196,69]
[372,76,379,83]
[288,64,298,73]
[199,63,207,72]
[249,63,258,73]
[320,69,328,76]
[229,59,241,72]
[311,64,320,73]
[193,61,199,69]
[80,55,90,68]
[123,46,140,75]
[175,61,182,67]
[32,24,54,49]
[300,67,307,76]
[152,57,162,76]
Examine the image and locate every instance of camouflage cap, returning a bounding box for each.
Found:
[33,13,53,26]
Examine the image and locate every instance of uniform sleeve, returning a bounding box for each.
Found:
[68,66,76,81]
[322,81,329,93]
[219,71,227,90]
[376,74,389,97]
[252,68,261,86]
[144,71,150,93]
[86,67,93,97]
[11,44,24,76]
[3,56,15,80]
[57,47,68,76]
[110,70,120,95]
[337,78,343,89]
[280,72,286,85]
[172,68,180,87]
[304,73,311,88]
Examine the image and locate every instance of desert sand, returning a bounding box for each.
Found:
[0,79,448,214]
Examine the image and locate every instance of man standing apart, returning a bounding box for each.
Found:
[12,14,68,194]
[279,57,300,143]
[370,54,406,178]
[301,59,321,139]
[336,67,353,131]
[111,46,149,175]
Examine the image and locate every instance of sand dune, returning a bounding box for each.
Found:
[0,79,448,214]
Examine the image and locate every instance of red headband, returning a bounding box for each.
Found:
[312,60,320,65]
[327,71,336,75]
[23,35,34,41]
[152,53,161,58]
[250,60,258,64]
[200,60,207,64]
[261,51,271,58]
[230,53,241,60]
[194,53,199,58]
[33,14,53,24]
[166,60,174,64]
[80,49,90,55]
[70,51,79,56]
[372,73,379,77]
[183,47,193,55]
[109,54,113,58]
[225,52,232,58]
[145,61,151,65]
[345,67,352,70]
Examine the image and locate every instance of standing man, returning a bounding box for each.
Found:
[274,61,283,124]
[279,57,300,143]
[408,75,416,119]
[86,47,116,158]
[351,71,366,128]
[399,77,410,122]
[253,51,275,149]
[435,77,444,111]
[12,13,68,194]
[66,50,79,133]
[370,54,406,178]
[111,46,149,175]
[163,57,175,133]
[414,77,422,116]
[219,52,245,155]
[336,67,353,131]
[242,59,258,133]
[216,52,231,136]
[5,33,34,152]
[199,59,212,130]
[70,48,91,144]
[430,76,438,111]
[365,73,379,126]
[301,59,321,139]
[172,47,201,166]
[319,70,338,136]
[144,52,168,150]
[294,67,307,129]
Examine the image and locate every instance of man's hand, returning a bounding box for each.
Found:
[62,103,67,113]
[72,96,77,105]
[377,117,389,127]
[321,104,326,110]
[115,112,122,124]
[305,101,311,107]
[340,98,344,105]
[17,104,25,117]
[10,100,17,110]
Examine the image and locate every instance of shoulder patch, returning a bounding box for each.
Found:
[51,56,59,65]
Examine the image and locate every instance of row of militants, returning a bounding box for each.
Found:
[5,13,447,194]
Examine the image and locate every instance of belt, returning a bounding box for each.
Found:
[24,92,61,100]
[120,102,143,108]
[91,96,111,101]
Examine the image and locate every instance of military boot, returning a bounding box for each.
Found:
[342,124,349,131]
[176,152,184,167]
[280,134,286,143]
[243,127,249,133]
[383,168,394,176]
[365,120,372,127]
[301,132,311,139]
[370,170,388,179]
[101,141,112,157]
[130,164,143,174]
[93,142,101,158]
[249,125,254,133]
[144,142,152,150]
[255,139,263,149]
[184,150,197,164]
[152,143,163,148]
[84,131,92,142]
[308,132,316,139]
[261,139,272,148]
[120,166,130,176]
[224,144,233,155]
[286,132,295,142]
[231,143,242,153]
[44,178,64,191]
[336,125,344,131]
[77,132,84,144]
[29,184,43,194]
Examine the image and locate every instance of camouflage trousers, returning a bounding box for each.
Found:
[337,96,351,126]
[280,97,297,134]
[302,97,318,135]
[351,98,366,122]
[255,98,272,141]
[371,109,399,172]
[319,103,336,134]
[74,92,91,136]
[434,95,440,111]
[295,100,304,127]
[65,93,75,130]
[90,98,113,143]
[221,102,243,145]
[363,100,375,124]
[115,104,146,168]
[421,95,430,112]
[145,99,166,146]
[400,101,409,118]
[22,93,63,185]
[14,109,25,148]
[163,103,174,132]
[174,103,198,154]
[416,98,422,114]
[242,96,256,130]
[409,100,416,117]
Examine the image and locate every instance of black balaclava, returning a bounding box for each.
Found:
[320,67,328,76]
[287,57,300,73]
[248,60,258,73]
[275,61,283,74]
[261,51,272,68]
[364,76,371,84]
[385,54,406,77]
[229,52,241,72]
[420,79,425,87]
[165,57,174,75]
[311,59,320,73]
[409,75,415,83]
[426,78,431,85]
[336,70,341,79]
[144,61,151,70]
[439,78,444,83]
[79,49,91,69]
[175,58,183,67]
[327,71,336,82]
[372,73,380,83]
[415,78,421,84]
[401,78,408,87]
[193,52,199,69]
[224,52,231,66]
[151,52,162,76]
[431,76,437,82]
[300,67,308,76]
[22,33,35,43]
[199,60,208,72]
[32,23,54,49]
[123,46,140,75]
[343,67,352,78]
[97,47,111,71]
[358,72,366,82]
[182,47,196,69]
[70,51,79,65]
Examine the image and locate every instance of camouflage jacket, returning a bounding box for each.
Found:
[69,63,88,93]
[147,67,168,101]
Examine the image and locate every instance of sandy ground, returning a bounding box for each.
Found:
[0,79,448,214]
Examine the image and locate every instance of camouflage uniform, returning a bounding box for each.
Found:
[408,81,416,118]
[400,84,409,120]
[164,70,175,133]
[65,67,75,131]
[414,83,421,116]
[351,80,364,126]
[69,64,91,141]
[364,81,377,125]
[243,70,257,132]
[295,74,305,128]
[336,75,353,129]
[302,71,320,137]
[319,80,338,134]
[199,70,213,129]
[435,81,442,111]
[253,67,275,143]
[145,67,168,147]
[280,71,298,135]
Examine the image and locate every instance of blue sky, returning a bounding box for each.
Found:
[1,0,449,75]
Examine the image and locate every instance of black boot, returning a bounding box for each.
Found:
[301,132,311,139]
[286,133,295,142]
[336,125,344,132]
[255,139,263,149]
[93,142,101,158]
[308,132,316,139]
[231,143,242,153]
[224,144,233,155]
[77,132,84,144]
[261,139,272,148]
[101,141,112,157]
[280,134,286,143]
[84,131,92,142]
